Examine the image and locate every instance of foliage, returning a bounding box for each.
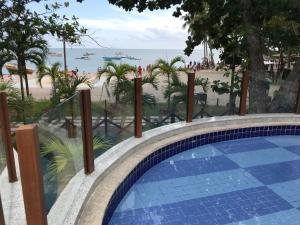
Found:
[0,81,20,105]
[151,56,187,81]
[119,74,159,106]
[0,0,87,98]
[0,49,13,78]
[98,62,137,103]
[165,75,209,108]
[56,75,92,100]
[211,69,241,97]
[151,56,187,108]
[37,62,64,104]
[41,136,112,176]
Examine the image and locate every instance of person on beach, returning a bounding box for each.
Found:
[137,65,142,77]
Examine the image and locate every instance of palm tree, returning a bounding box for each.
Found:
[41,135,111,190]
[118,74,159,106]
[165,75,210,110]
[56,75,92,100]
[0,50,13,80]
[0,81,20,105]
[0,81,32,122]
[8,35,48,99]
[151,56,187,109]
[98,62,136,104]
[56,75,92,138]
[37,62,63,105]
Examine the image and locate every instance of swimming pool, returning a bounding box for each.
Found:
[109,135,300,225]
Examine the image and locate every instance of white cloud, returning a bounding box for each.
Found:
[78,12,186,33]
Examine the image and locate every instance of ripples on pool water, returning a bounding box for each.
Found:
[109,136,300,225]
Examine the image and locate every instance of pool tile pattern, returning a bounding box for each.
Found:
[104,125,300,225]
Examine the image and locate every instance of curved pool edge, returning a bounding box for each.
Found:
[48,114,300,224]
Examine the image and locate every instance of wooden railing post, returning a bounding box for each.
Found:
[16,125,47,225]
[186,72,195,123]
[134,77,142,138]
[0,195,5,225]
[239,71,250,116]
[296,81,300,114]
[80,89,94,174]
[0,92,17,183]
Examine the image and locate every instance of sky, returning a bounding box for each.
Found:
[31,0,194,49]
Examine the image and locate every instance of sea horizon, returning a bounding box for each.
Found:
[4,48,220,74]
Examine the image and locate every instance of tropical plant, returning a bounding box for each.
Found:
[41,136,112,177]
[37,62,63,104]
[1,0,87,99]
[151,56,187,109]
[98,62,137,103]
[56,75,92,100]
[0,81,33,122]
[6,33,48,99]
[211,68,242,114]
[118,74,159,106]
[165,75,209,109]
[0,50,13,80]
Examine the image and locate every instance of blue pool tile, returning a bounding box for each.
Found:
[117,169,262,211]
[226,209,300,225]
[138,155,239,183]
[285,145,300,156]
[109,187,292,225]
[212,138,278,154]
[269,179,300,208]
[169,145,222,162]
[265,136,300,147]
[246,159,300,185]
[227,148,300,168]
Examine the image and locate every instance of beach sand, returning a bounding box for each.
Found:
[1,70,239,106]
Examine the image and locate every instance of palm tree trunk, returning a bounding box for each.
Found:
[17,59,25,101]
[20,57,30,97]
[167,73,171,111]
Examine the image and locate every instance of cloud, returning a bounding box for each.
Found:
[78,12,186,33]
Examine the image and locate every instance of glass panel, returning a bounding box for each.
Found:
[142,73,187,132]
[0,106,6,174]
[91,87,134,159]
[193,69,241,119]
[37,93,83,212]
[247,65,298,113]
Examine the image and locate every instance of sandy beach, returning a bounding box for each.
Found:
[2,70,240,106]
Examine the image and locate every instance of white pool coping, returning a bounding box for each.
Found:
[1,114,300,225]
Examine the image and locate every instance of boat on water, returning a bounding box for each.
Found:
[126,56,141,60]
[6,64,34,74]
[103,56,122,61]
[83,52,95,57]
[48,52,62,57]
[75,56,90,60]
[103,55,141,61]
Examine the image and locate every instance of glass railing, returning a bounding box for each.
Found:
[247,69,298,114]
[193,69,241,119]
[37,92,83,212]
[0,122,6,175]
[91,96,134,159]
[142,73,187,131]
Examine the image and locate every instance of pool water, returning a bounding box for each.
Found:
[109,136,300,225]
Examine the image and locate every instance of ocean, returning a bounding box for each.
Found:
[43,48,219,73]
[3,48,220,74]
